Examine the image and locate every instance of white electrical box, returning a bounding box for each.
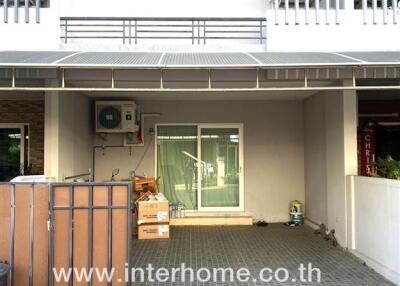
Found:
[95,101,139,133]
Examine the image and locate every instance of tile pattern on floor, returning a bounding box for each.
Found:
[131,224,394,285]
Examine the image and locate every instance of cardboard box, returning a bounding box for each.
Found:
[133,177,158,193]
[138,224,170,240]
[132,212,138,236]
[137,201,169,225]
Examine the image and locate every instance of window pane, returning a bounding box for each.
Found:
[0,128,22,181]
[201,128,240,207]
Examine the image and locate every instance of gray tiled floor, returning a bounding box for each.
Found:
[131,224,394,285]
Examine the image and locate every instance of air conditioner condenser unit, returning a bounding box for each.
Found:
[95,101,139,133]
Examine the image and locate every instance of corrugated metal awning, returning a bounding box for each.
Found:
[1,51,400,68]
[0,51,76,64]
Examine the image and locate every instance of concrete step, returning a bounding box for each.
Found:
[170,214,253,226]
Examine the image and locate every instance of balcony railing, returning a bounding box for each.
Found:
[60,17,267,45]
[272,0,399,25]
[1,0,48,23]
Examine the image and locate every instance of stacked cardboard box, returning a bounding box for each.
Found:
[135,193,170,240]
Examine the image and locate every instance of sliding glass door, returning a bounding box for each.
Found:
[157,124,243,212]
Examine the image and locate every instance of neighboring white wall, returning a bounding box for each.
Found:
[44,91,92,180]
[94,100,305,222]
[347,176,400,285]
[304,88,358,246]
[266,11,400,51]
[0,8,60,50]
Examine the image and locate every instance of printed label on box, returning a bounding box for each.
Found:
[157,211,168,222]
[158,225,169,235]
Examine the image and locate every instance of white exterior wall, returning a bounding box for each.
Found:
[93,99,305,222]
[304,88,358,246]
[347,176,400,285]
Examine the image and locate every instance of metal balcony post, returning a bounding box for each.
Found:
[382,0,388,24]
[128,20,132,44]
[305,0,310,24]
[14,0,19,23]
[362,0,367,24]
[325,0,330,24]
[372,0,377,24]
[64,19,68,44]
[203,20,206,44]
[316,0,320,24]
[24,0,29,23]
[197,20,200,44]
[335,0,340,24]
[192,20,195,44]
[122,20,126,44]
[134,20,138,44]
[285,0,289,24]
[4,0,8,23]
[35,0,40,23]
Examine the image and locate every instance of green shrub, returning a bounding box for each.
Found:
[371,155,400,180]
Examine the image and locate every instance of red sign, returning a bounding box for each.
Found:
[359,123,376,175]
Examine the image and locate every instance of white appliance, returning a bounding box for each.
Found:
[95,101,139,133]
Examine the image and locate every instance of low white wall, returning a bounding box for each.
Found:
[347,176,400,285]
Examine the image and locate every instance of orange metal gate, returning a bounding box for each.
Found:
[0,183,132,286]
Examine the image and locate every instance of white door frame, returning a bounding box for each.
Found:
[155,123,244,212]
[0,123,29,175]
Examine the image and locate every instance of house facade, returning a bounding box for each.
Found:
[0,2,399,282]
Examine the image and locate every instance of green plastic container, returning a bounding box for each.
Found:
[290,212,304,225]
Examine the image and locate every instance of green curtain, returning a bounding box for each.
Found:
[157,126,198,210]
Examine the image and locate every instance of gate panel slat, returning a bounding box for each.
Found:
[112,186,128,206]
[92,210,108,286]
[0,185,11,265]
[112,185,129,285]
[54,187,70,206]
[53,211,70,286]
[33,184,49,286]
[112,209,127,285]
[93,185,110,286]
[14,185,31,286]
[73,186,89,286]
[93,186,108,206]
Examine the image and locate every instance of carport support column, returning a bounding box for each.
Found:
[44,90,76,181]
[324,84,358,247]
[45,90,93,182]
[44,90,61,180]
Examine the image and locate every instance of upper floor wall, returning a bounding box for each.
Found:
[0,0,399,52]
